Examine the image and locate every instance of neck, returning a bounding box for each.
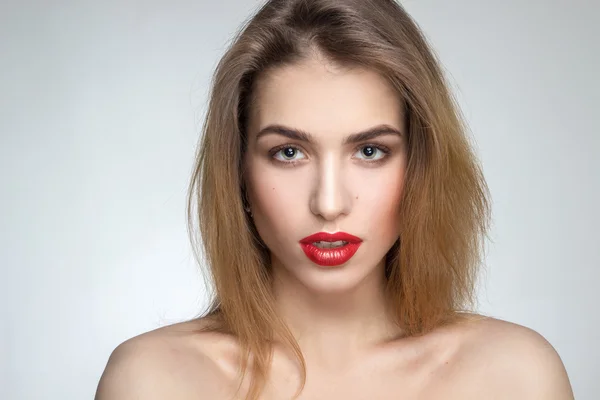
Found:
[271,259,402,368]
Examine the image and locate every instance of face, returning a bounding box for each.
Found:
[244,55,407,294]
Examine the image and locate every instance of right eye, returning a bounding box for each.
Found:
[271,145,307,165]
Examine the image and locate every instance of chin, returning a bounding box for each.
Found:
[281,256,385,295]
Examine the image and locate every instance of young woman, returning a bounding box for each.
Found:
[96,0,574,398]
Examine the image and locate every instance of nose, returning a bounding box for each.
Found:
[308,156,352,221]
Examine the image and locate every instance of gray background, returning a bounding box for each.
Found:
[1,0,598,398]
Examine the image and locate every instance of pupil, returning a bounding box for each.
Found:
[363,147,375,158]
[284,148,296,159]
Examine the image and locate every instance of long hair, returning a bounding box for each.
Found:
[186,0,492,398]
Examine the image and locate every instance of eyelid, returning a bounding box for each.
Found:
[357,142,391,155]
[268,143,307,158]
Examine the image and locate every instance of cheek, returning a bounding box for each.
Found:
[354,166,405,238]
[247,166,309,241]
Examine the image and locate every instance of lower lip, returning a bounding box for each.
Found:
[299,242,362,267]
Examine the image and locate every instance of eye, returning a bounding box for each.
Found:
[354,144,390,162]
[272,145,307,163]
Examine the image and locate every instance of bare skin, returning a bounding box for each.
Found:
[95,54,574,399]
[96,316,573,399]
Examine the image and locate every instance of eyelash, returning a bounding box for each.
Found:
[269,143,392,167]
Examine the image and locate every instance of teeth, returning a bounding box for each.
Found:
[312,240,348,249]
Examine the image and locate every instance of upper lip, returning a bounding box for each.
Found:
[299,231,362,244]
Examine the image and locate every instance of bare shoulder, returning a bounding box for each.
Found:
[450,315,574,399]
[95,318,239,400]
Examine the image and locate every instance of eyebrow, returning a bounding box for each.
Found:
[255,124,403,145]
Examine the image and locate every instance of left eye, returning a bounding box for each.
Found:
[355,145,386,161]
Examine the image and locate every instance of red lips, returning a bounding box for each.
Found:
[299,231,363,267]
[299,231,362,244]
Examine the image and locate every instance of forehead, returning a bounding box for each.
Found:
[249,57,404,136]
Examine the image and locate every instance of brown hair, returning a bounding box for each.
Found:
[186,0,491,398]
